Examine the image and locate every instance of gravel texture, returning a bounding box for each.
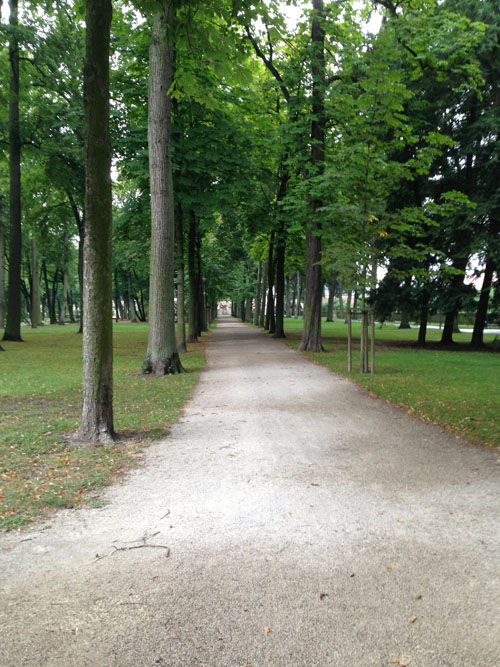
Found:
[1,317,499,667]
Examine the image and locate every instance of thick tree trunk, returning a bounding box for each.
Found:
[31,237,41,327]
[0,220,5,329]
[3,0,22,342]
[187,211,199,343]
[440,265,467,345]
[299,0,325,353]
[471,256,496,348]
[399,309,411,329]
[142,6,184,375]
[74,0,115,443]
[175,204,187,353]
[253,261,261,326]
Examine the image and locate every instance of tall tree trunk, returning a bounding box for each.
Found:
[273,167,289,339]
[187,210,199,343]
[441,265,467,345]
[471,255,496,348]
[0,219,5,329]
[3,0,22,342]
[345,290,352,323]
[113,267,120,322]
[300,0,325,353]
[68,289,75,323]
[74,0,115,443]
[253,261,261,326]
[31,236,41,327]
[175,203,187,353]
[142,5,183,375]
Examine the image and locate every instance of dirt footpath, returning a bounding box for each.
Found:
[1,317,498,666]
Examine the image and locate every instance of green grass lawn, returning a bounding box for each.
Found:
[280,318,500,449]
[0,323,206,531]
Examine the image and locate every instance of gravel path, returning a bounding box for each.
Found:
[1,317,498,667]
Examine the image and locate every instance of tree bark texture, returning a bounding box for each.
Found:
[259,261,267,327]
[3,0,22,342]
[142,6,184,375]
[74,0,115,443]
[300,0,325,352]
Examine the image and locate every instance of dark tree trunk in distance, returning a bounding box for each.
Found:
[74,0,115,443]
[187,210,199,343]
[3,0,22,342]
[175,203,187,353]
[326,278,335,322]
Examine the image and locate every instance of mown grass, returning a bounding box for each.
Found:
[0,323,206,531]
[280,318,500,449]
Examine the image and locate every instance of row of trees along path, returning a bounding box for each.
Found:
[1,0,499,441]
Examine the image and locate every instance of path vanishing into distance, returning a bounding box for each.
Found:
[1,317,499,667]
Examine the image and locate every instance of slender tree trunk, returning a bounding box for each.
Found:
[175,203,187,353]
[196,234,205,334]
[417,286,429,347]
[259,261,267,327]
[0,219,5,329]
[68,290,75,323]
[74,0,115,443]
[326,278,335,322]
[142,5,184,375]
[68,192,84,333]
[265,232,275,331]
[294,271,301,318]
[345,290,352,323]
[187,210,198,343]
[31,236,41,327]
[274,166,289,339]
[50,268,59,324]
[127,272,136,322]
[338,280,344,319]
[300,0,325,353]
[285,275,291,318]
[59,249,69,325]
[254,261,261,326]
[3,0,22,342]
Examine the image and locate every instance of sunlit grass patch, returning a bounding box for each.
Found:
[0,323,206,531]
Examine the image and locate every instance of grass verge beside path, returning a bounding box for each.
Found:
[280,318,500,450]
[0,324,206,531]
